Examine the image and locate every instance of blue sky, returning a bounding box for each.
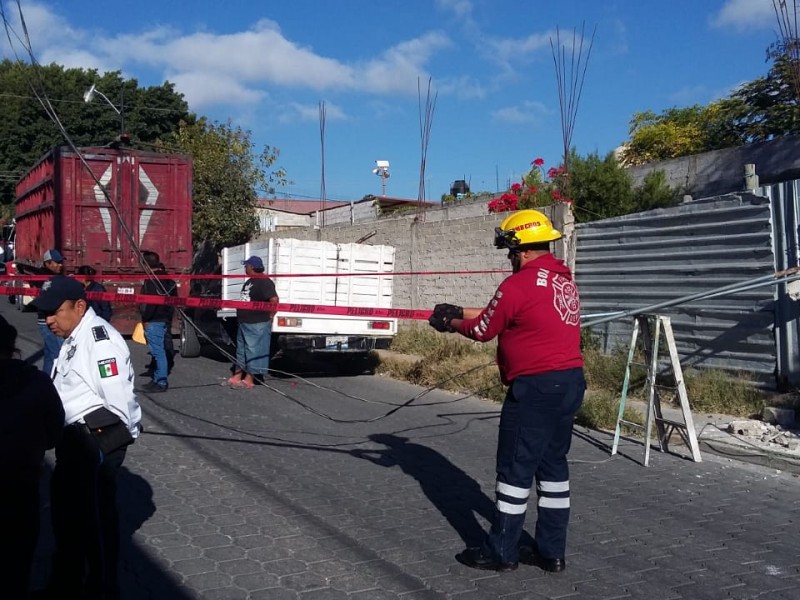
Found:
[0,0,783,202]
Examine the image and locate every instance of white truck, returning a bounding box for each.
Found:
[179,238,398,368]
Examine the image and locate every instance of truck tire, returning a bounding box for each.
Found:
[180,318,202,358]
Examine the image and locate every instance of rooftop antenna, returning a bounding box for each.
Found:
[417,77,437,220]
[373,160,390,196]
[550,22,596,200]
[319,100,327,229]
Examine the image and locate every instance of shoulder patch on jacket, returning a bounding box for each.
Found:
[92,326,110,341]
[98,358,119,378]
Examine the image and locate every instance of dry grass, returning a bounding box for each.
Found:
[683,368,766,417]
[376,326,640,430]
[376,325,778,431]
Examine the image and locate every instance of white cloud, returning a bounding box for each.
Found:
[491,100,549,124]
[436,74,487,99]
[489,31,554,66]
[711,0,775,31]
[282,101,347,124]
[166,71,267,108]
[435,0,473,19]
[2,3,452,110]
[359,32,451,94]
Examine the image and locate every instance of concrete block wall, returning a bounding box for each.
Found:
[627,135,800,200]
[256,202,569,313]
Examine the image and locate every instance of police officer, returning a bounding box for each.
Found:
[429,209,585,573]
[32,275,142,599]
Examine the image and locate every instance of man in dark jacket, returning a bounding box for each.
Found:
[228,255,278,389]
[76,265,112,322]
[0,314,64,598]
[138,252,177,393]
[37,248,65,375]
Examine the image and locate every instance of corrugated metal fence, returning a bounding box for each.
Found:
[575,192,787,383]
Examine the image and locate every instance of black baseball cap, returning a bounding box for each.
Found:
[31,275,86,313]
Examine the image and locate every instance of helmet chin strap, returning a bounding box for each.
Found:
[509,250,522,273]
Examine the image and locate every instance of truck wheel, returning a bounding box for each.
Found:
[180,318,202,358]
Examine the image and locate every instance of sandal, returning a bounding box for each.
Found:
[227,375,242,387]
[233,379,255,390]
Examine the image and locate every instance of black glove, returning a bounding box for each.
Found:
[433,303,463,321]
[428,303,463,333]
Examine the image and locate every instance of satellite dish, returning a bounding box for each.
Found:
[83,84,97,103]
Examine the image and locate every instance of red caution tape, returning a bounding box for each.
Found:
[0,285,433,321]
[0,269,507,282]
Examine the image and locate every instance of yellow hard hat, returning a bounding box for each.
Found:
[494,209,562,249]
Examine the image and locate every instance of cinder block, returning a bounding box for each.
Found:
[762,407,796,428]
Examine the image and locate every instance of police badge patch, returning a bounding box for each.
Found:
[92,326,110,341]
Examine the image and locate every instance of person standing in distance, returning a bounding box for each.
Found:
[428,209,585,573]
[229,255,278,389]
[76,265,113,322]
[0,315,64,599]
[37,248,66,375]
[138,252,177,393]
[32,275,142,599]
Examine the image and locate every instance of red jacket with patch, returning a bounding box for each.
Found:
[457,253,583,384]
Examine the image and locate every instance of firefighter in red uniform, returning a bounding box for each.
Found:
[428,209,585,573]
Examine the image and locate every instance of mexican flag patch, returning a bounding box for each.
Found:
[98,358,119,378]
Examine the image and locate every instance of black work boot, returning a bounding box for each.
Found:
[455,547,518,572]
[519,544,566,572]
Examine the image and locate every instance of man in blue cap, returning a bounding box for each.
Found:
[228,255,278,389]
[37,249,66,375]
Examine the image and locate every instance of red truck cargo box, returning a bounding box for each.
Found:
[15,145,193,274]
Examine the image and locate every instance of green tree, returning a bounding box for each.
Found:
[165,119,288,247]
[0,59,192,205]
[620,103,743,166]
[620,41,800,165]
[634,170,681,212]
[718,43,800,142]
[491,150,678,221]
[569,150,637,221]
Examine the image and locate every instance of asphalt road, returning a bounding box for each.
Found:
[3,301,800,600]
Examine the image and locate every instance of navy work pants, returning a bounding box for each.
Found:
[47,423,127,599]
[482,367,586,564]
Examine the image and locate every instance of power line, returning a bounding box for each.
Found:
[0,92,186,113]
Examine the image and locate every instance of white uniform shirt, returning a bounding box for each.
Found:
[52,307,142,437]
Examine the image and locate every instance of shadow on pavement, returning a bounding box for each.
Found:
[32,464,193,599]
[354,433,496,547]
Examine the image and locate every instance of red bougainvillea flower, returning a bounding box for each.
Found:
[532,158,545,166]
[511,182,522,191]
[551,189,562,201]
